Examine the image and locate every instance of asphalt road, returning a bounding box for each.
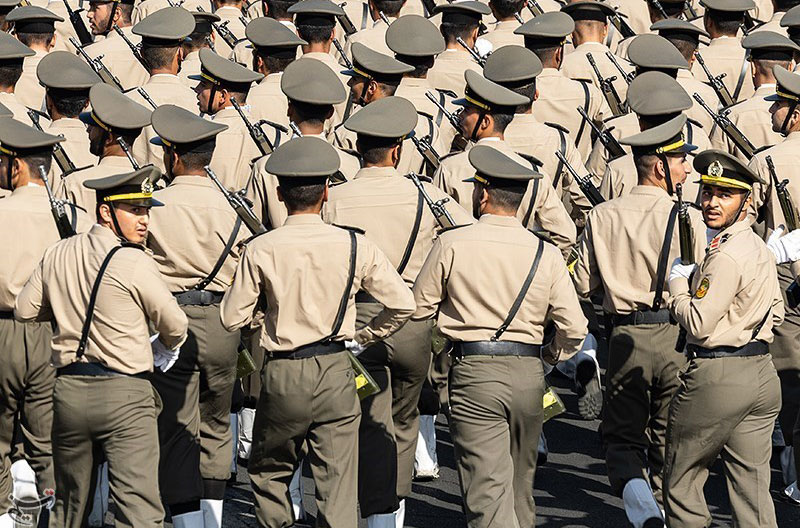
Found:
[219,371,800,527]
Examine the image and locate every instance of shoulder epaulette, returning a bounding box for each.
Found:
[120,241,145,251]
[529,229,553,243]
[603,113,625,125]
[517,152,543,168]
[437,224,469,235]
[435,88,457,98]
[333,223,366,235]
[686,117,704,129]
[544,122,570,134]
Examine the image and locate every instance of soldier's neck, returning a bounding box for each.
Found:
[296,121,324,136]
[303,42,331,54]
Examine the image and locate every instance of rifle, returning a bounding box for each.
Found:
[71,37,124,90]
[231,99,278,156]
[651,0,669,20]
[555,150,604,206]
[605,51,635,85]
[335,2,358,36]
[587,52,625,116]
[204,166,267,235]
[425,91,469,151]
[197,7,240,49]
[692,93,755,158]
[683,0,698,20]
[332,37,353,69]
[28,110,86,177]
[289,121,303,137]
[525,0,544,17]
[39,165,76,239]
[766,155,800,307]
[694,51,735,108]
[420,0,437,17]
[113,24,149,70]
[63,0,93,46]
[456,36,486,67]
[136,87,158,110]
[205,34,216,52]
[407,172,455,229]
[577,107,626,160]
[409,132,441,173]
[117,137,140,170]
[608,10,636,39]
[514,12,524,24]
[676,183,695,265]
[378,10,390,25]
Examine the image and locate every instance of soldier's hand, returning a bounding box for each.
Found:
[541,345,560,366]
[669,257,696,282]
[345,339,366,356]
[767,226,800,264]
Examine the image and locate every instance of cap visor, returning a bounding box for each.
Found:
[78,111,93,126]
[187,73,203,81]
[150,136,167,146]
[462,176,479,182]
[341,69,358,77]
[678,143,698,153]
[150,197,165,207]
[452,98,469,106]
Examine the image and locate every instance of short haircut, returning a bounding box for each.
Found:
[491,0,523,19]
[255,49,296,73]
[634,152,657,182]
[47,88,90,118]
[489,110,515,133]
[376,80,399,96]
[20,149,53,177]
[664,36,697,62]
[440,22,475,44]
[178,149,214,171]
[183,31,210,53]
[15,32,54,48]
[574,20,606,33]
[141,45,179,71]
[395,55,434,78]
[506,81,534,114]
[373,0,405,17]
[484,184,525,211]
[277,176,326,209]
[531,46,559,65]
[296,22,335,44]
[266,0,295,19]
[0,63,23,88]
[290,100,332,127]
[118,4,133,24]
[706,9,743,34]
[356,136,401,164]
[753,58,792,77]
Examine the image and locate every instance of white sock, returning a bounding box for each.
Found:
[366,513,396,528]
[290,465,305,521]
[201,499,223,528]
[414,415,438,472]
[0,513,13,528]
[622,478,663,528]
[171,510,204,528]
[11,459,37,499]
[395,499,406,528]
[237,407,256,460]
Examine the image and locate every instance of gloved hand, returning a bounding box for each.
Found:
[151,333,180,372]
[345,339,366,356]
[474,38,493,58]
[767,226,800,264]
[669,257,696,282]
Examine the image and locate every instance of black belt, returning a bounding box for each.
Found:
[269,341,346,360]
[57,362,146,378]
[611,309,672,326]
[173,290,224,306]
[687,341,769,359]
[0,311,13,319]
[355,291,379,304]
[453,341,542,357]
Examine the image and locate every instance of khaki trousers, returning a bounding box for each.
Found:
[602,322,685,500]
[248,351,360,528]
[449,355,545,528]
[663,354,781,528]
[356,302,432,516]
[0,318,54,514]
[50,375,164,528]
[150,303,239,505]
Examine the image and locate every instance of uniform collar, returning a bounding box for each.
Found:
[398,77,430,91]
[478,213,523,227]
[213,106,240,119]
[708,217,751,250]
[676,68,693,80]
[538,67,561,77]
[354,165,401,179]
[10,184,46,197]
[787,130,800,141]
[754,83,776,94]
[48,117,87,129]
[99,155,135,167]
[575,41,609,53]
[630,185,671,197]
[148,73,181,84]
[168,175,216,188]
[259,72,282,85]
[510,113,539,125]
[283,213,324,226]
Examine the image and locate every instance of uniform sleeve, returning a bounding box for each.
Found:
[14,258,51,322]
[411,236,449,321]
[771,276,785,330]
[571,215,602,299]
[354,236,416,346]
[545,248,589,361]
[129,253,188,349]
[532,180,577,258]
[220,243,263,332]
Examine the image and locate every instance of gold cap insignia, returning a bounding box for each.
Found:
[708,160,723,178]
[141,179,154,195]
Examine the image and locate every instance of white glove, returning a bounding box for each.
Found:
[344,339,366,356]
[669,257,696,282]
[474,38,493,58]
[151,333,180,372]
[767,226,800,264]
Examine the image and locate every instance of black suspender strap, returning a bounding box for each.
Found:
[651,204,680,311]
[435,91,446,127]
[492,238,545,341]
[552,127,567,190]
[76,244,137,358]
[361,2,369,30]
[574,80,591,149]
[193,217,242,292]
[397,189,424,275]
[521,178,541,228]
[732,49,750,103]
[686,121,694,147]
[751,308,771,340]
[323,230,358,344]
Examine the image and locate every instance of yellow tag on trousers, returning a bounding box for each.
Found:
[543,386,566,422]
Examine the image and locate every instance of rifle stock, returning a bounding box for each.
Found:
[63,0,93,46]
[28,110,82,177]
[555,150,604,206]
[71,37,124,90]
[694,51,735,108]
[456,37,486,66]
[39,165,76,239]
[231,99,275,156]
[587,52,625,116]
[676,183,695,265]
[407,172,455,229]
[577,107,626,160]
[204,166,267,235]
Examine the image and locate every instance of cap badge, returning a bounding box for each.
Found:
[141,179,154,195]
[708,160,723,178]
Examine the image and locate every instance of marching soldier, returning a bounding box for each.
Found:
[0,31,37,122]
[146,104,246,528]
[710,30,796,160]
[0,119,91,526]
[664,149,783,527]
[573,114,706,528]
[209,0,247,58]
[516,11,611,161]
[433,70,578,256]
[482,0,525,50]
[192,47,264,191]
[60,83,151,211]
[179,10,219,89]
[132,0,208,24]
[322,97,473,527]
[15,164,189,527]
[341,0,403,60]
[83,0,149,90]
[689,0,757,104]
[412,144,588,527]
[221,136,416,528]
[6,5,62,110]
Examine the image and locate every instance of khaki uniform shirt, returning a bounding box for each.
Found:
[611,0,652,35]
[132,0,210,23]
[482,19,524,51]
[15,224,189,374]
[690,36,754,104]
[534,67,610,160]
[677,67,719,132]
[230,39,253,65]
[212,6,247,59]
[433,138,577,255]
[208,105,263,192]
[0,92,44,125]
[220,214,415,349]
[322,165,474,285]
[0,185,92,311]
[753,0,775,23]
[178,50,202,90]
[752,11,787,35]
[710,83,781,162]
[412,214,587,360]
[47,0,87,53]
[84,26,149,91]
[427,49,483,98]
[16,50,47,112]
[395,76,457,153]
[749,131,800,234]
[342,16,394,62]
[669,219,784,348]
[572,185,706,314]
[46,117,97,178]
[247,72,289,127]
[560,41,632,106]
[59,155,134,213]
[147,175,247,292]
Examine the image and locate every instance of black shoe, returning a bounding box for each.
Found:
[642,517,664,528]
[576,359,602,420]
[537,432,548,466]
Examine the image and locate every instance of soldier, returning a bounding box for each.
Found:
[482,0,525,50]
[210,0,247,58]
[61,83,151,211]
[752,0,798,34]
[573,114,706,528]
[14,164,189,528]
[781,4,800,60]
[179,10,220,89]
[342,0,403,60]
[221,136,416,528]
[433,70,577,256]
[664,149,783,527]
[413,144,588,527]
[6,6,62,110]
[689,0,757,104]
[192,48,264,191]
[560,0,633,107]
[710,31,796,159]
[516,11,611,161]
[427,1,489,97]
[244,16,305,126]
[0,0,20,31]
[0,32,36,121]
[83,0,149,90]
[132,0,207,24]
[322,97,472,527]
[146,104,246,528]
[247,58,360,229]
[129,6,199,172]
[613,0,686,59]
[0,119,91,527]
[37,50,100,177]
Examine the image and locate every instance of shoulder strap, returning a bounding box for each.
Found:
[194,217,242,291]
[520,177,541,228]
[732,49,750,103]
[552,127,567,190]
[435,91,446,127]
[323,230,357,344]
[751,307,772,341]
[686,120,694,147]
[361,2,369,30]
[76,244,137,358]
[651,204,680,311]
[574,80,591,149]
[397,188,425,275]
[492,238,545,341]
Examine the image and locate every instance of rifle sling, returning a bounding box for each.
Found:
[652,204,680,311]
[193,216,242,292]
[322,230,357,344]
[552,127,567,190]
[397,189,424,275]
[492,238,545,341]
[732,49,750,103]
[574,80,591,150]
